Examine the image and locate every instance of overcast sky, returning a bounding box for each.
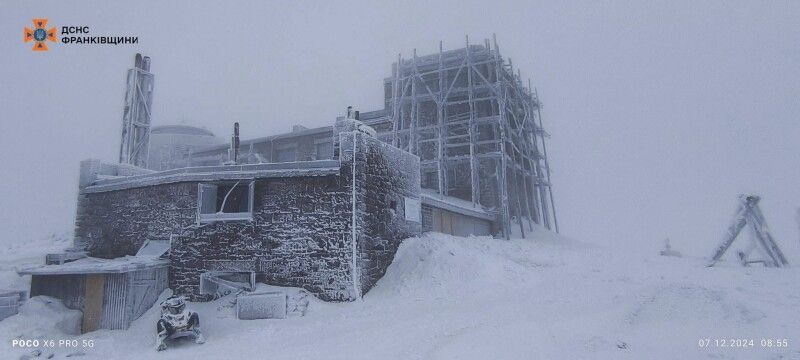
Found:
[1,1,798,258]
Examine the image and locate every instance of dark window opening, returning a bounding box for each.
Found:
[198,181,254,222]
[216,183,250,213]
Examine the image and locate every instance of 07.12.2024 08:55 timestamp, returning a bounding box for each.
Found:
[698,338,789,348]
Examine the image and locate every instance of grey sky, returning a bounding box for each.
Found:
[1,0,798,257]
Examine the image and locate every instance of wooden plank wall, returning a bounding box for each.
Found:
[101,273,128,330]
[82,274,105,332]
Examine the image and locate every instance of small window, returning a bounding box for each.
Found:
[314,140,333,160]
[198,180,254,222]
[274,144,297,162]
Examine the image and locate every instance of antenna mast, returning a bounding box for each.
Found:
[119,53,154,167]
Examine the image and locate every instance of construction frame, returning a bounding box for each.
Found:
[362,35,558,238]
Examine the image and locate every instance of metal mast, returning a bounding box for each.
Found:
[119,53,154,168]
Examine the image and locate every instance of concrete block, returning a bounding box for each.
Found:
[236,291,286,320]
[0,290,23,321]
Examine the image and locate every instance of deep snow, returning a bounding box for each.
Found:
[1,229,798,359]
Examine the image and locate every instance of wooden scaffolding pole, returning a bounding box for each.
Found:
[465,36,480,207]
[410,49,418,154]
[502,74,527,237]
[534,87,559,233]
[437,41,446,196]
[392,54,402,149]
[493,34,512,239]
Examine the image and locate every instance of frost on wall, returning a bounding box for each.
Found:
[72,131,422,302]
[74,183,197,258]
[339,132,421,296]
[76,175,357,302]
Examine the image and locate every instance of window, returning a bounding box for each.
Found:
[314,140,332,160]
[274,144,297,163]
[198,180,254,222]
[199,271,256,297]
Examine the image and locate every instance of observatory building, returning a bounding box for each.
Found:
[182,38,558,238]
[19,38,558,333]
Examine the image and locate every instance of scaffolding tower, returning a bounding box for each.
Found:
[119,53,154,168]
[365,36,558,238]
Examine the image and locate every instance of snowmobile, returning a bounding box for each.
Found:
[156,296,205,351]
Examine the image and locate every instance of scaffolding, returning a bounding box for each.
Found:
[364,35,558,238]
[119,53,154,168]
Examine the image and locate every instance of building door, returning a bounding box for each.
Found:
[82,274,105,333]
[444,212,454,235]
[130,270,159,321]
[432,209,455,235]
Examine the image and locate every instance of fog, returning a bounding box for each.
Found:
[1,1,798,258]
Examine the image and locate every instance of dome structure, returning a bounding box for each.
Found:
[148,125,223,171]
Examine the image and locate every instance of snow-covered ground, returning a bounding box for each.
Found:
[1,229,798,359]
[0,232,71,292]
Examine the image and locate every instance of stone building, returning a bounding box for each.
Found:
[16,48,527,333]
[179,40,559,238]
[70,127,420,302]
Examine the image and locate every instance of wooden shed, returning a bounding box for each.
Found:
[19,241,169,333]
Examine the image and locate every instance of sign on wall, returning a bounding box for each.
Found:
[404,197,421,223]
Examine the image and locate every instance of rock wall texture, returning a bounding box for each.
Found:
[75,175,355,301]
[344,132,421,295]
[73,131,421,302]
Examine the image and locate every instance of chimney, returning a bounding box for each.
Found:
[229,122,240,164]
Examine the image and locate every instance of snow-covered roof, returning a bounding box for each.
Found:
[0,289,24,298]
[82,160,340,194]
[420,189,495,221]
[18,256,169,275]
[192,125,334,155]
[151,125,216,137]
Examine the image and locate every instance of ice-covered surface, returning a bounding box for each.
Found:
[250,284,311,317]
[18,256,169,275]
[135,240,171,258]
[236,292,287,320]
[1,229,799,359]
[420,188,494,220]
[83,160,341,194]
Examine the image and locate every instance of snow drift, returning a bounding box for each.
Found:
[1,229,798,359]
[0,296,82,340]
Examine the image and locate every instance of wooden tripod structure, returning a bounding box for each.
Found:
[708,195,789,268]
